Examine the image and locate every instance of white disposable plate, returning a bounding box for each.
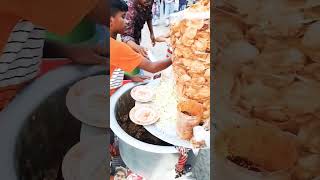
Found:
[130,85,154,102]
[66,75,108,128]
[62,135,107,180]
[129,105,160,126]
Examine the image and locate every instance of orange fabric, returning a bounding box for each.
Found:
[110,38,143,77]
[0,0,99,52]
[0,13,20,54]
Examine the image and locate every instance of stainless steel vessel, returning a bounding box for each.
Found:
[0,65,105,179]
[110,83,198,179]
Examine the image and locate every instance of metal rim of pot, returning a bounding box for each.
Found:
[110,82,178,154]
[0,65,105,179]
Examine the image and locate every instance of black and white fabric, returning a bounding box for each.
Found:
[0,20,45,87]
[110,68,124,90]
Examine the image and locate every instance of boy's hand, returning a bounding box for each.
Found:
[130,75,150,82]
[127,40,148,57]
[135,45,148,58]
[65,45,107,65]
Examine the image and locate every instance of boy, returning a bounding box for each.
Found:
[110,0,172,94]
[0,0,107,110]
[114,166,127,180]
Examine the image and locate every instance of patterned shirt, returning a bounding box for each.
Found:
[0,20,45,87]
[121,0,153,45]
[0,20,45,110]
[110,68,125,90]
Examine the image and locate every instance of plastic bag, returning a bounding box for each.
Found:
[176,100,203,140]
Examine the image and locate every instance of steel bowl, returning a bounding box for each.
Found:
[110,82,197,179]
[0,65,105,179]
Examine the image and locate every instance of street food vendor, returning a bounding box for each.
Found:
[0,0,107,111]
[110,0,172,94]
[121,0,155,57]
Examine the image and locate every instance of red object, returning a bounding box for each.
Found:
[39,59,72,76]
[127,172,145,180]
[175,147,189,176]
[176,154,188,172]
[109,144,118,157]
[122,80,132,85]
[110,80,132,96]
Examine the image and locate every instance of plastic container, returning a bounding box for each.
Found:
[176,100,203,140]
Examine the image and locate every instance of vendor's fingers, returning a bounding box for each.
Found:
[140,49,148,57]
[132,77,145,82]
[139,75,151,80]
[136,78,145,82]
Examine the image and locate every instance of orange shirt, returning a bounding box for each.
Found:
[110,38,143,76]
[110,38,143,95]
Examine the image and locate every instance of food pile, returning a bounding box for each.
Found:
[215,125,300,179]
[153,76,178,128]
[215,0,320,179]
[170,0,210,146]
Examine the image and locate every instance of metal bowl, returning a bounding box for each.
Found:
[110,83,196,179]
[0,65,105,179]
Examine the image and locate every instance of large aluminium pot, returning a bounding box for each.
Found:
[110,83,195,179]
[0,65,105,180]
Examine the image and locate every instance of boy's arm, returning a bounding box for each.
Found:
[138,57,172,73]
[126,41,148,58]
[44,40,107,66]
[111,40,171,74]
